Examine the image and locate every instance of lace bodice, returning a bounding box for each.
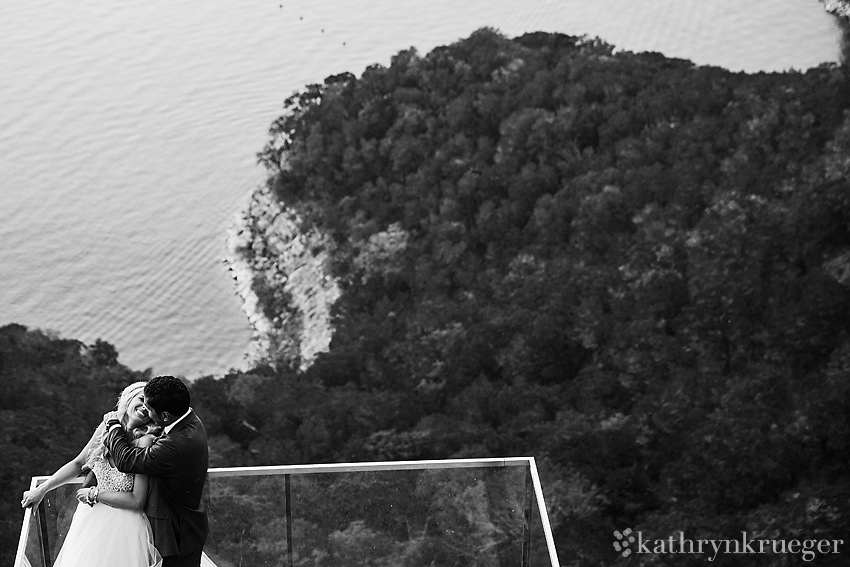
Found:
[89,453,135,493]
[84,425,135,493]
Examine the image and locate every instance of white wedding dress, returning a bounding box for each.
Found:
[53,450,162,567]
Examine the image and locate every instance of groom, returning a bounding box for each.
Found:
[104,375,210,567]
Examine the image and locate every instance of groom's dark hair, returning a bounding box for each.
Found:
[144,375,190,416]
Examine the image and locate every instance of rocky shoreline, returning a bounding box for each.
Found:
[823,0,850,19]
[224,183,340,370]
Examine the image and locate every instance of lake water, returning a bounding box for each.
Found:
[0,0,842,378]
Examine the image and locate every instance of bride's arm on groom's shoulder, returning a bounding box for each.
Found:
[74,434,155,511]
[21,423,105,509]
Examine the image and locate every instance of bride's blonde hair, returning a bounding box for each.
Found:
[87,381,161,464]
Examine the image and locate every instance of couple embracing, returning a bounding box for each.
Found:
[22,376,209,567]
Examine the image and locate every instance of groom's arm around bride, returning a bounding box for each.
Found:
[104,375,210,567]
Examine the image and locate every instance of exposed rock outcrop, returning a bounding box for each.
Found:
[224,184,340,370]
[823,0,850,19]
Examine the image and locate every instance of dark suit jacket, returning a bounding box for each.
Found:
[105,410,209,557]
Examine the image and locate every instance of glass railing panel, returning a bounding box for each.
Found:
[289,466,529,567]
[16,481,82,567]
[16,506,41,567]
[19,459,559,567]
[526,473,555,567]
[206,473,290,566]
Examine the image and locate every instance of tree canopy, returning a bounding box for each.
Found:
[248,28,850,565]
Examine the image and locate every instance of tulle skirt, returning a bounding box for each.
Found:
[54,501,162,567]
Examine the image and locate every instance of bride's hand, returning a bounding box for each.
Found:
[75,488,92,506]
[21,486,45,509]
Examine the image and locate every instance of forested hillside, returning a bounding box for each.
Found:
[241,29,850,564]
[6,28,850,566]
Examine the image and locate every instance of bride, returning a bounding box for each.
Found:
[21,381,162,567]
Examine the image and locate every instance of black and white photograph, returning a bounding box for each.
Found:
[4,1,850,565]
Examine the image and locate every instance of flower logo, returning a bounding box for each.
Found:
[613,528,635,557]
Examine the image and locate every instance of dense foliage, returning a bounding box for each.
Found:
[250,29,850,565]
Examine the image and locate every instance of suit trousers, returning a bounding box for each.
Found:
[162,549,203,567]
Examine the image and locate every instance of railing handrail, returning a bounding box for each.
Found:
[208,456,532,476]
[29,456,534,483]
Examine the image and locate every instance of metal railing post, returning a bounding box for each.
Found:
[36,499,52,567]
[521,466,533,567]
[285,474,294,567]
[527,458,560,567]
